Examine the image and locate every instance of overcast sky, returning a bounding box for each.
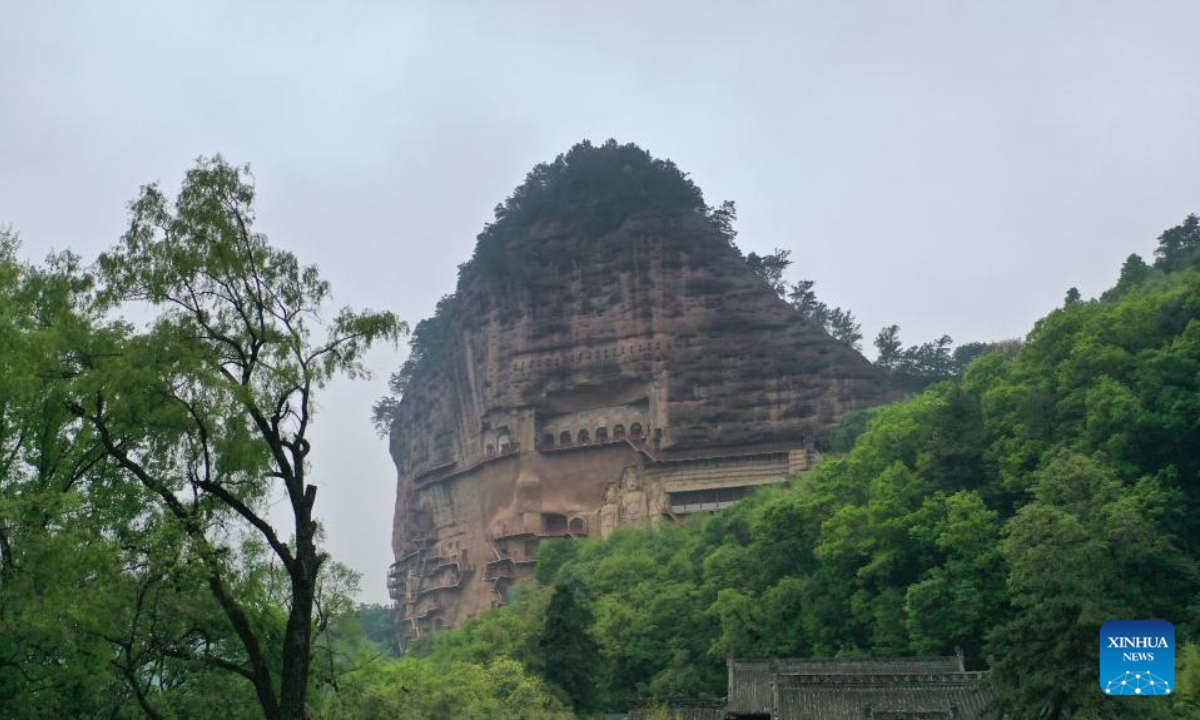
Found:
[3,1,1199,603]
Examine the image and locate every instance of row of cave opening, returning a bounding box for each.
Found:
[484,423,644,457]
[542,422,642,449]
[543,512,587,535]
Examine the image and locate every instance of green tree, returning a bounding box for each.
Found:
[786,279,862,349]
[1102,253,1154,301]
[988,451,1192,718]
[1176,643,1200,714]
[872,327,994,389]
[539,579,601,712]
[744,247,791,296]
[0,235,139,717]
[411,583,551,672]
[356,603,401,656]
[874,324,902,369]
[709,200,738,245]
[824,306,863,350]
[786,278,823,317]
[1154,213,1200,271]
[70,156,404,720]
[903,491,1006,660]
[904,334,956,377]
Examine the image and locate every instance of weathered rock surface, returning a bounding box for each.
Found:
[386,145,893,646]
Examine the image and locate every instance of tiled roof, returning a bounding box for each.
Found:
[775,673,992,720]
[727,656,993,719]
[775,655,965,675]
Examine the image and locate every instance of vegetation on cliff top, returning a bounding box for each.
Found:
[412,213,1200,719]
[374,139,738,431]
[459,139,712,288]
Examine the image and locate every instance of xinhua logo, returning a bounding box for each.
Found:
[1100,620,1175,696]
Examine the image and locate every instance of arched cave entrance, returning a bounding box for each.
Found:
[543,513,568,536]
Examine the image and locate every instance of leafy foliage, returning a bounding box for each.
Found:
[310,657,575,720]
[1154,213,1200,271]
[990,450,1188,718]
[873,325,1005,391]
[355,603,401,657]
[409,583,552,671]
[461,140,709,286]
[789,280,865,349]
[743,247,791,296]
[539,579,602,712]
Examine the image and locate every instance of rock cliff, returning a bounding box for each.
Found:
[382,141,892,646]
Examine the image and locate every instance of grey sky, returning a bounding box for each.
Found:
[3,1,1198,603]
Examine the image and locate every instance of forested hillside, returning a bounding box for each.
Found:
[412,216,1200,719]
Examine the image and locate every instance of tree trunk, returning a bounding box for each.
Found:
[279,498,318,720]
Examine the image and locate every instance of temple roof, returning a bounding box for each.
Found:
[775,677,992,720]
[727,656,994,720]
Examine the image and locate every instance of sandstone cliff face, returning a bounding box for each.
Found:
[385,145,892,646]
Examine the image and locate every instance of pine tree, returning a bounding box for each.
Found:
[1101,254,1153,301]
[874,325,903,369]
[744,248,791,296]
[1153,213,1200,271]
[538,579,601,711]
